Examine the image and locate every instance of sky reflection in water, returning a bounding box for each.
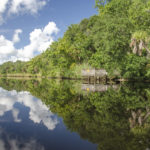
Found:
[0,87,96,150]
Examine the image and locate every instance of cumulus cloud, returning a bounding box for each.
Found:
[0,0,47,24]
[0,21,59,64]
[13,29,22,43]
[0,35,15,64]
[17,22,59,61]
[9,0,46,14]
[0,35,15,54]
[0,0,9,13]
[0,88,58,130]
[0,35,15,63]
[0,0,9,24]
[12,108,21,122]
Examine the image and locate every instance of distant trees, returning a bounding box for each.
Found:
[0,61,26,74]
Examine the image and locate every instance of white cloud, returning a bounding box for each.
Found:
[0,35,15,63]
[0,88,58,130]
[0,0,9,13]
[12,108,21,122]
[0,35,15,55]
[17,22,59,61]
[13,29,22,43]
[43,22,59,35]
[0,0,9,24]
[0,21,59,64]
[9,0,46,14]
[0,0,47,24]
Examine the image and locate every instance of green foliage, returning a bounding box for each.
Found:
[128,0,150,31]
[122,54,147,79]
[0,61,26,74]
[132,31,149,41]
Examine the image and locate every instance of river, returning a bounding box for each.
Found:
[0,78,149,150]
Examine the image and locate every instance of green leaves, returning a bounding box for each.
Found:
[128,0,150,30]
[122,54,147,78]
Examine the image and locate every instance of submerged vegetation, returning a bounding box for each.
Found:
[0,0,150,79]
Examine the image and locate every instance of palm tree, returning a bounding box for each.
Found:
[130,31,150,56]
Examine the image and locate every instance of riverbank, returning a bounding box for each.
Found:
[1,74,150,83]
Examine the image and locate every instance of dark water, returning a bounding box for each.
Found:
[0,79,150,150]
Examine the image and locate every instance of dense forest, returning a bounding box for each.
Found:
[0,0,150,79]
[1,78,150,150]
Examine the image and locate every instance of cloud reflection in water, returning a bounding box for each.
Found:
[0,87,58,130]
[0,127,45,150]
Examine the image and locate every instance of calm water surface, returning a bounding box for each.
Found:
[0,79,149,150]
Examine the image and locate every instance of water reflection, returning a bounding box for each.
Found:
[0,128,44,150]
[0,88,58,130]
[81,83,119,92]
[0,79,97,150]
[0,79,150,150]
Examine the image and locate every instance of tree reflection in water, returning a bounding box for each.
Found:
[0,79,150,150]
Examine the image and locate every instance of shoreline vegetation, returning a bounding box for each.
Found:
[0,0,150,80]
[1,74,150,84]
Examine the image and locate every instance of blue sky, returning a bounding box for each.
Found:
[0,0,97,64]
